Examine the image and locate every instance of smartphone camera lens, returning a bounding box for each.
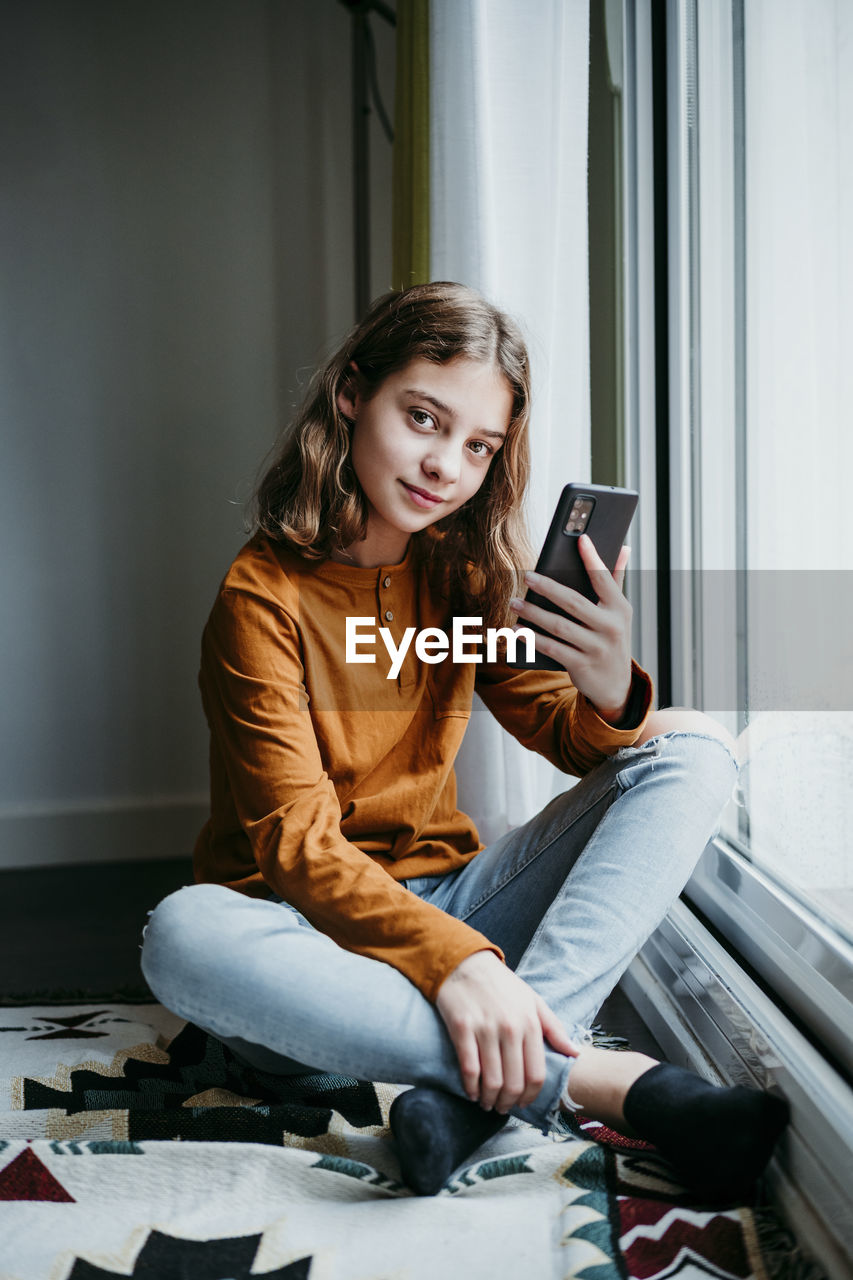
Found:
[565,497,593,536]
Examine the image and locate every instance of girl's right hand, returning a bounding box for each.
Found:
[435,950,578,1113]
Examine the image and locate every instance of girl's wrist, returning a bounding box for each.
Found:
[593,699,630,727]
[591,675,633,726]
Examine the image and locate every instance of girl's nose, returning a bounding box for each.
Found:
[422,445,461,484]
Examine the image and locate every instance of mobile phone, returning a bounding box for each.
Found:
[508,483,638,671]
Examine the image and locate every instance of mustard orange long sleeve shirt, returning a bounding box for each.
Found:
[193,532,654,1001]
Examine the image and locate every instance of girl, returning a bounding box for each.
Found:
[141,282,789,1199]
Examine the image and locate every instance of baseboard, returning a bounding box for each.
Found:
[0,798,209,870]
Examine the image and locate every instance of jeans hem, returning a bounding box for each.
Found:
[618,728,740,773]
[524,1023,594,1135]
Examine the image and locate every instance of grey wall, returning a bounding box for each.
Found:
[0,0,395,868]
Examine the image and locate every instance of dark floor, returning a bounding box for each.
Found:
[0,856,195,1002]
[0,857,663,1056]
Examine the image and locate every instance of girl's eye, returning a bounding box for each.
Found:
[407,409,494,458]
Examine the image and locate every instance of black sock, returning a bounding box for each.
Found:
[389,1086,509,1195]
[622,1062,790,1201]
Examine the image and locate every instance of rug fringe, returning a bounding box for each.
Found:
[751,1204,829,1280]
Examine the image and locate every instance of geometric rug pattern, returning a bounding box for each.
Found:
[0,1005,822,1279]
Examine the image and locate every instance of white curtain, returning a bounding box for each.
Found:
[429,0,592,840]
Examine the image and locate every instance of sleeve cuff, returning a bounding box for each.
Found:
[575,660,654,744]
[419,937,505,1004]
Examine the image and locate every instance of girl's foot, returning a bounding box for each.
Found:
[566,1047,790,1202]
[389,1086,508,1195]
[622,1061,790,1201]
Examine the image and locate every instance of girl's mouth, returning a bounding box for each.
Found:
[401,482,443,508]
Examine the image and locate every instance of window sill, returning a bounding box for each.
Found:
[687,838,853,1082]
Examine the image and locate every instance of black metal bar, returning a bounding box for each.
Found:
[366,0,396,26]
[352,10,370,317]
[364,17,394,143]
[338,0,396,30]
[651,0,672,708]
[732,0,749,843]
[340,0,396,316]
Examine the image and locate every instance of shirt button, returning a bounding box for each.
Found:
[384,610,394,621]
[383,576,391,588]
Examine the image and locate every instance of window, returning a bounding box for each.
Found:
[645,0,853,1082]
[597,6,853,1265]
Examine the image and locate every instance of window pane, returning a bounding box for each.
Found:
[702,0,853,946]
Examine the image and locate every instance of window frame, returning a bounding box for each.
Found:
[618,2,853,1270]
[623,0,853,1075]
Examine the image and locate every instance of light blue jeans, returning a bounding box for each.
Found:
[140,731,738,1134]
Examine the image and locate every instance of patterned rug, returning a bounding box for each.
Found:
[0,1004,821,1280]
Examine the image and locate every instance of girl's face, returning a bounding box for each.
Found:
[335,356,514,567]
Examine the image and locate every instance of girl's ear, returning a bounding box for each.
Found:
[336,362,362,423]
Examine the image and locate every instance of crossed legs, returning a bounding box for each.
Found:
[140,713,788,1196]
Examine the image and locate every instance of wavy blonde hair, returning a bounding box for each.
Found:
[252,281,534,628]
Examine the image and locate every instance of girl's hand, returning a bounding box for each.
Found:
[435,950,578,1113]
[511,534,633,723]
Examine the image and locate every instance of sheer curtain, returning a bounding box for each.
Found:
[428,0,591,840]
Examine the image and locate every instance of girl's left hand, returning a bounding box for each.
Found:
[510,534,633,724]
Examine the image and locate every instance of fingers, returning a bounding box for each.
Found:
[436,953,572,1115]
[513,585,595,635]
[576,531,614,584]
[490,1027,525,1114]
[517,1026,547,1109]
[613,543,631,593]
[577,532,632,599]
[476,1026,506,1113]
[452,1021,482,1103]
[512,539,633,692]
[457,1010,570,1115]
[491,1003,574,1112]
[537,997,579,1057]
[515,574,597,626]
[445,1019,527,1113]
[511,587,627,664]
[514,537,629,618]
[457,1020,533,1114]
[518,554,629,624]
